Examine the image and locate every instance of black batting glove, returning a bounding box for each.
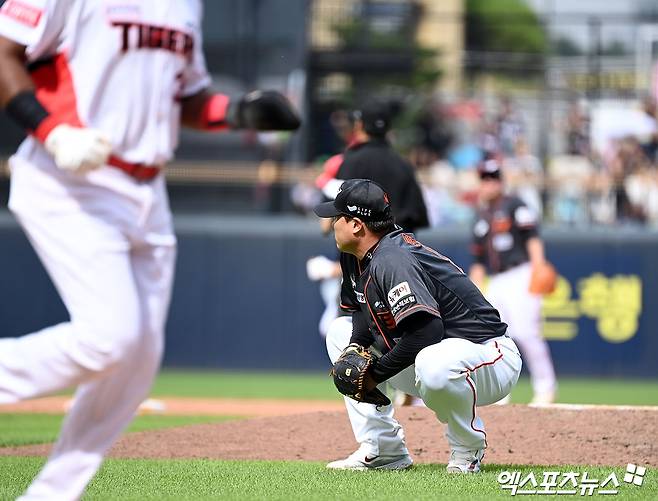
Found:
[228,90,301,131]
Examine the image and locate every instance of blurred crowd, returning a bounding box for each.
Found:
[295,94,658,229]
[410,94,658,228]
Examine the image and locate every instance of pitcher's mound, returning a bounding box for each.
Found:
[3,405,655,466]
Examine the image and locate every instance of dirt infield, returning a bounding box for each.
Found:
[1,398,656,467]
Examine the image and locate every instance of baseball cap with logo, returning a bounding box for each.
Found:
[314,179,392,221]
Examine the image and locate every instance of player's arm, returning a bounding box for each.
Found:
[180,88,300,131]
[0,36,111,172]
[526,236,546,267]
[362,257,443,387]
[468,263,487,291]
[350,310,374,348]
[513,202,545,266]
[334,253,373,347]
[0,36,61,141]
[366,312,444,387]
[0,37,33,106]
[469,219,488,290]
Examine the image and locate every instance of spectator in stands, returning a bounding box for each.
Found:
[495,95,525,157]
[565,99,591,157]
[503,138,544,217]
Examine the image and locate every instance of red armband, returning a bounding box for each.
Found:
[199,93,230,131]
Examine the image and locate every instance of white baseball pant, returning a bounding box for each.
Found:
[326,315,522,456]
[486,263,557,397]
[0,151,176,501]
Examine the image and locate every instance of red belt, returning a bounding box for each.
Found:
[108,155,162,181]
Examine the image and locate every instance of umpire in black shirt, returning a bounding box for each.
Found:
[315,179,522,474]
[334,99,429,233]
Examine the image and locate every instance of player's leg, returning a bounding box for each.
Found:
[1,211,143,499]
[14,176,176,500]
[325,316,412,470]
[318,277,340,337]
[414,336,522,473]
[0,210,142,403]
[481,276,513,404]
[501,265,557,403]
[21,241,176,500]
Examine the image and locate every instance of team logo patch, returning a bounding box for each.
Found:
[355,291,366,304]
[1,0,42,27]
[402,234,421,247]
[387,281,412,307]
[346,204,372,217]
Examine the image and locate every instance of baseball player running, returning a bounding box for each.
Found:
[469,158,557,405]
[0,1,299,499]
[314,179,522,472]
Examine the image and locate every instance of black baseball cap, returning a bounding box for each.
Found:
[350,99,391,137]
[314,179,392,221]
[478,157,502,180]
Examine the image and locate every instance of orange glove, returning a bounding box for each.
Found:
[529,261,558,295]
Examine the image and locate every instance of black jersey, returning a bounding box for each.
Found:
[340,229,507,353]
[337,139,429,232]
[471,195,539,274]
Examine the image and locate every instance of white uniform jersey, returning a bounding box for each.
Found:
[0,0,211,165]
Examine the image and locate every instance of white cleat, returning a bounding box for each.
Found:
[327,448,413,471]
[446,449,485,473]
[529,391,556,407]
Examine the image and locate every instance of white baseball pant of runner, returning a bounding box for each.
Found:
[0,150,176,501]
[326,315,522,456]
[486,262,557,398]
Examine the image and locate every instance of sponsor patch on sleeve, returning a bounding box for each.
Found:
[0,0,43,27]
[387,281,412,308]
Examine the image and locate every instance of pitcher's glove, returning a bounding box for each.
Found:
[331,344,391,406]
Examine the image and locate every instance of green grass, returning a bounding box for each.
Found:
[0,458,654,500]
[1,372,656,499]
[151,370,341,400]
[0,414,234,447]
[507,377,658,405]
[152,370,658,405]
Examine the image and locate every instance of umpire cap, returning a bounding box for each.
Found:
[314,179,392,221]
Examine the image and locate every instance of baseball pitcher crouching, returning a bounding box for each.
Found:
[315,179,522,473]
[0,1,299,499]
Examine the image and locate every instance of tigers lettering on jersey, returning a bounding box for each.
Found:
[112,22,194,57]
[0,0,210,165]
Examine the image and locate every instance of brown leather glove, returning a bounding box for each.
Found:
[331,344,391,406]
